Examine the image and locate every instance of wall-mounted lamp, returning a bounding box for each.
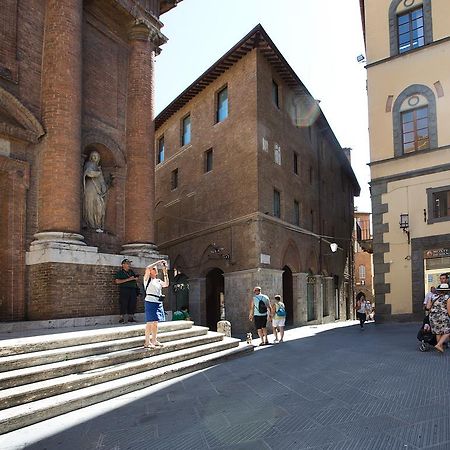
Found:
[399,213,410,244]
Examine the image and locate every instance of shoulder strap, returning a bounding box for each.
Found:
[145,278,151,294]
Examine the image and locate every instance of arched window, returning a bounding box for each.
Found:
[392,84,437,157]
[389,0,433,56]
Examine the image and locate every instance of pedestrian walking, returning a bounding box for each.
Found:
[271,294,286,343]
[114,259,139,323]
[249,286,271,346]
[423,286,436,313]
[426,283,450,353]
[354,292,369,330]
[143,260,169,348]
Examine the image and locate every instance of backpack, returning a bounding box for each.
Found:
[257,297,268,314]
[276,304,286,317]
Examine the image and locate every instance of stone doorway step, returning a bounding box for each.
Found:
[0,321,253,434]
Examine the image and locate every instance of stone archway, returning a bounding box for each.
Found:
[282,266,294,326]
[205,268,224,331]
[173,273,190,312]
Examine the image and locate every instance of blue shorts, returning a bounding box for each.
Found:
[145,301,165,322]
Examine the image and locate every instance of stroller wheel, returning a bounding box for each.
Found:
[419,341,429,352]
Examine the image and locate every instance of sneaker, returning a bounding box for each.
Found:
[274,339,279,343]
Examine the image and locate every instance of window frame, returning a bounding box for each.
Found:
[171,168,178,191]
[273,189,281,218]
[397,6,425,54]
[293,152,299,175]
[401,105,430,153]
[389,0,433,57]
[216,86,228,123]
[204,148,213,173]
[427,185,450,224]
[157,135,165,164]
[181,114,191,147]
[272,79,279,109]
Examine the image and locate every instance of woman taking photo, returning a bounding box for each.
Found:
[143,260,169,348]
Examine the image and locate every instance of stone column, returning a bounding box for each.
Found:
[293,272,307,326]
[34,0,84,247]
[121,21,167,257]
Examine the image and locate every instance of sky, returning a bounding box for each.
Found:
[155,0,371,212]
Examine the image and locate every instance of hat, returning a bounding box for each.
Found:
[436,283,450,291]
[253,286,261,292]
[274,295,281,300]
[121,259,132,265]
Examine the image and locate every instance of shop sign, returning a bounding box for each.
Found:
[424,248,450,259]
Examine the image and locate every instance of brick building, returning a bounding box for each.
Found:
[154,25,361,333]
[354,211,374,303]
[0,0,182,322]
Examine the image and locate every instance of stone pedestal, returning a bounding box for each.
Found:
[217,320,231,337]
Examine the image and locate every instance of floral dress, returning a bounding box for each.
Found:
[429,295,450,335]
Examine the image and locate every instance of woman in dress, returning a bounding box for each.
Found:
[354,292,369,330]
[426,284,450,353]
[143,260,169,348]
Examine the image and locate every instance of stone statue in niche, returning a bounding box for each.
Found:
[83,150,111,232]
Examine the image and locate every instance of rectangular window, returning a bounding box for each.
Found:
[274,144,281,165]
[428,188,450,222]
[401,106,429,153]
[273,189,281,218]
[398,7,424,54]
[171,168,178,190]
[272,80,279,108]
[294,200,300,226]
[157,136,165,164]
[204,148,213,172]
[182,115,191,146]
[293,152,298,174]
[216,86,228,123]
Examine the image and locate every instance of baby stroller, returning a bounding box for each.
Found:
[417,315,437,351]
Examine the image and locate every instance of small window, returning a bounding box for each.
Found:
[359,265,366,281]
[294,200,300,226]
[272,80,279,108]
[274,144,281,165]
[309,166,313,184]
[273,189,281,218]
[204,148,213,173]
[216,86,228,123]
[401,106,429,153]
[293,152,298,175]
[397,7,424,54]
[182,115,191,146]
[171,168,178,190]
[157,136,165,164]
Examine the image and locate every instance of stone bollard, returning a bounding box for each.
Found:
[217,320,231,337]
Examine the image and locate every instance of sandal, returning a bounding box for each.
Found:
[155,341,164,347]
[144,343,156,349]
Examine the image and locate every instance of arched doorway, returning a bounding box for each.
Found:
[282,266,294,325]
[205,268,224,331]
[173,273,189,312]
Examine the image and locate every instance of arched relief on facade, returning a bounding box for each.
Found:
[0,87,44,143]
[281,239,300,273]
[80,133,126,251]
[172,254,188,275]
[304,248,319,275]
[392,84,437,157]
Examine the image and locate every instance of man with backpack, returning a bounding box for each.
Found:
[249,286,271,346]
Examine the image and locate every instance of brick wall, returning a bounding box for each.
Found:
[28,263,145,320]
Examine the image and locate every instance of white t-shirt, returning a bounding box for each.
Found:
[145,278,164,303]
[423,291,434,305]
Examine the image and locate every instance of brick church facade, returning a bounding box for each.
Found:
[0,0,182,321]
[155,26,360,334]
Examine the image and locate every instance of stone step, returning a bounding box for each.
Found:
[0,336,240,410]
[0,325,209,373]
[0,341,253,435]
[0,321,194,357]
[0,331,220,390]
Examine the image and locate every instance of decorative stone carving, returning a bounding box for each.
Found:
[83,151,110,232]
[217,320,232,337]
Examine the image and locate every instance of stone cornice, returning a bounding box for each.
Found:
[127,18,168,52]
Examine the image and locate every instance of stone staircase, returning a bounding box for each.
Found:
[0,320,253,434]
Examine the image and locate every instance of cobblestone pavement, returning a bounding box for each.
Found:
[2,321,450,450]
